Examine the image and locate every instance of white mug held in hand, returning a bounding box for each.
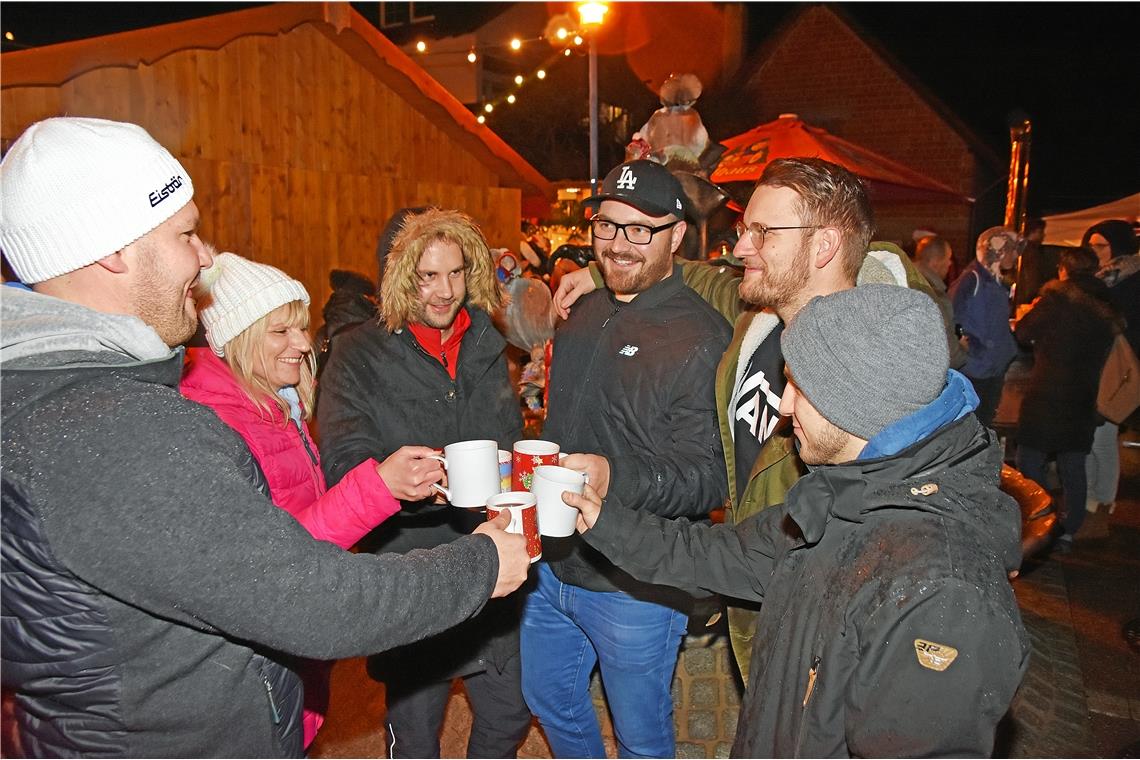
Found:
[430,440,501,508]
[531,465,589,537]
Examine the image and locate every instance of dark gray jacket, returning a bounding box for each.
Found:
[583,414,1030,757]
[542,265,731,603]
[1,288,499,757]
[316,308,523,679]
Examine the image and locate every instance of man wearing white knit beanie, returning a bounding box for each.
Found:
[0,118,528,757]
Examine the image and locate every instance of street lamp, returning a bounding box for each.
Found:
[577,2,608,196]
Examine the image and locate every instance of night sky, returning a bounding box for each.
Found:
[2,2,1136,215]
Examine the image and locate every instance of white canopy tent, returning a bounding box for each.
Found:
[1042,193,1140,247]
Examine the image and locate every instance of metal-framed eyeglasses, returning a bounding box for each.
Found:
[590,216,680,245]
[733,221,822,249]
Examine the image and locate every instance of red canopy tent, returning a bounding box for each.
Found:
[711,114,967,201]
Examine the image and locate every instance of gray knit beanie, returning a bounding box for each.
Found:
[782,285,949,439]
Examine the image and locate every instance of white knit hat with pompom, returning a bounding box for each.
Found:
[195,252,309,356]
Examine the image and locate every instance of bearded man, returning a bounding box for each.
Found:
[521,160,732,758]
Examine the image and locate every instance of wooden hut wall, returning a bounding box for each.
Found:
[1,23,523,324]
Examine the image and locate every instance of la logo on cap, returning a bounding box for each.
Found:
[616,165,637,190]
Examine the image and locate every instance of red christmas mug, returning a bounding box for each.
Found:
[512,439,560,491]
[486,491,542,563]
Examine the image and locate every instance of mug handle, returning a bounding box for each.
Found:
[427,455,450,501]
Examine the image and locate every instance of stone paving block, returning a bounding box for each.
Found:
[688,709,717,741]
[723,707,738,739]
[724,679,741,707]
[675,741,705,758]
[689,677,718,708]
[684,647,716,676]
[715,741,733,758]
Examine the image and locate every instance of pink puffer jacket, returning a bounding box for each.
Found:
[181,347,399,746]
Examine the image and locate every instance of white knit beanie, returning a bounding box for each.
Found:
[0,117,194,284]
[196,253,310,356]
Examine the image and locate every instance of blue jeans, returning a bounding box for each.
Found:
[520,563,687,758]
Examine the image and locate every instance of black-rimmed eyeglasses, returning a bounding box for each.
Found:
[733,221,822,249]
[591,216,680,245]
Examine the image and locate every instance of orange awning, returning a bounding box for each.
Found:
[711,114,965,200]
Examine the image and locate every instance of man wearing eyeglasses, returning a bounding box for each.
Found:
[553,158,942,683]
[521,159,732,758]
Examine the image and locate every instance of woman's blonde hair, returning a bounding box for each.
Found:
[380,208,505,332]
[223,300,317,424]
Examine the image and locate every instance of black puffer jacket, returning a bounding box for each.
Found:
[583,414,1030,757]
[543,265,731,603]
[317,307,523,679]
[2,288,500,757]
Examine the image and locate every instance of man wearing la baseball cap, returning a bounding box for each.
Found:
[520,158,732,757]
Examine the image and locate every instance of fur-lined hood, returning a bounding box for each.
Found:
[378,208,505,332]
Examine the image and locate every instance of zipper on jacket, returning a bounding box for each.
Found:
[262,674,282,724]
[600,302,620,329]
[802,655,820,707]
[293,420,319,469]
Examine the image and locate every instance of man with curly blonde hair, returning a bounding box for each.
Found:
[318,208,531,758]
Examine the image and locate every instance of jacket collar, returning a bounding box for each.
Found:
[785,413,989,546]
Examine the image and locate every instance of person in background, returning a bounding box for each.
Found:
[314,269,376,376]
[915,235,968,370]
[1082,219,1140,519]
[1013,217,1055,308]
[317,208,531,759]
[180,251,446,746]
[561,285,1029,757]
[1013,247,1117,552]
[949,226,1023,427]
[0,116,527,758]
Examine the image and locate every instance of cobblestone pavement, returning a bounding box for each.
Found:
[312,432,1140,759]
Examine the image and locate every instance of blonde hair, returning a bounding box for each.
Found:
[222,300,317,424]
[379,208,504,332]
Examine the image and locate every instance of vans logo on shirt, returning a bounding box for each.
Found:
[618,345,639,357]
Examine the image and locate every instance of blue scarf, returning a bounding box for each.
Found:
[858,369,978,460]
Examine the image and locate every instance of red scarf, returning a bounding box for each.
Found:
[407,307,471,380]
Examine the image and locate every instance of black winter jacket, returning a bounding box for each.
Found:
[583,414,1030,757]
[1,289,500,758]
[316,308,523,679]
[543,266,731,602]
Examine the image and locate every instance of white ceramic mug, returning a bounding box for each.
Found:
[430,439,501,508]
[486,491,542,563]
[531,464,588,537]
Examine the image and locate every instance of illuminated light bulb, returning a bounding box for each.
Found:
[467,49,477,63]
[477,114,486,124]
[563,49,572,56]
[537,69,547,79]
[510,38,522,51]
[573,35,584,46]
[4,31,14,41]
[515,74,524,85]
[415,40,426,53]
[484,103,494,113]
[577,2,609,26]
[556,28,568,40]
[507,94,516,104]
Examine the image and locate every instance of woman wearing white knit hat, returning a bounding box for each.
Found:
[179,250,445,748]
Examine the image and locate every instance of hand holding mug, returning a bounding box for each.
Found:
[560,482,603,532]
[473,511,530,597]
[376,446,444,502]
[559,453,610,498]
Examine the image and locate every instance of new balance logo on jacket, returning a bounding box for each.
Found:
[618,345,639,357]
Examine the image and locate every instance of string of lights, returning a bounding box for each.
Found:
[407,9,605,126]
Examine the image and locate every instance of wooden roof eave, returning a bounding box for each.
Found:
[0,2,553,203]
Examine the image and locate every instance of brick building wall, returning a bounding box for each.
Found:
[742,5,984,259]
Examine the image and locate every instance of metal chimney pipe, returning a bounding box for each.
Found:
[1004,113,1032,233]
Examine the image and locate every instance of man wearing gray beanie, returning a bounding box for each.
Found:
[1,117,529,757]
[560,284,1030,757]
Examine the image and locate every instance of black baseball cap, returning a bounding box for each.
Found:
[585,160,687,219]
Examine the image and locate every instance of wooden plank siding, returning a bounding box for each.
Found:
[2,14,538,327]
